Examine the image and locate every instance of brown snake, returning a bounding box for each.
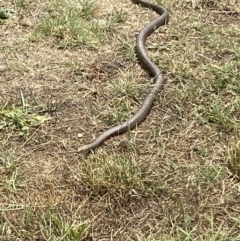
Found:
[78,0,169,152]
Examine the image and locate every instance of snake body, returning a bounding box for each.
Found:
[78,0,169,152]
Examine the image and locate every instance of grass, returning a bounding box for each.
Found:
[72,153,164,198]
[0,91,50,136]
[31,0,105,47]
[0,105,50,136]
[0,0,240,240]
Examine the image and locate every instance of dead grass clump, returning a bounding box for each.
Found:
[226,135,240,177]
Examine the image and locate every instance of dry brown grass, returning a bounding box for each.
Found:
[1,0,240,240]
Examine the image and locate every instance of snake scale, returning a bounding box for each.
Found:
[78,0,169,152]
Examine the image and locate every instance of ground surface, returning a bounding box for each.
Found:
[1,0,240,240]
